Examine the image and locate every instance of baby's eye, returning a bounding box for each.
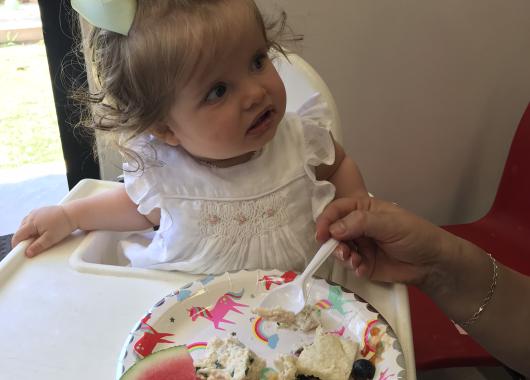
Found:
[205,83,227,103]
[251,53,268,72]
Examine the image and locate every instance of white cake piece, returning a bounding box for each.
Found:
[252,305,321,332]
[195,337,265,380]
[296,327,358,380]
[273,355,297,380]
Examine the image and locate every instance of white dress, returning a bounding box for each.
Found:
[120,94,336,275]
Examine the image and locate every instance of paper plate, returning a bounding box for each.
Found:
[117,270,407,379]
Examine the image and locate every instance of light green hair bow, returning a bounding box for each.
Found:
[71,0,137,36]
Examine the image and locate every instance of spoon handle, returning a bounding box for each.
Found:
[299,238,340,285]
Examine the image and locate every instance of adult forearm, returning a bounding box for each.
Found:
[63,186,154,232]
[421,236,530,375]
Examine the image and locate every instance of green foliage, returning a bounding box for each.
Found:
[0,42,63,168]
[2,31,19,46]
[2,0,21,9]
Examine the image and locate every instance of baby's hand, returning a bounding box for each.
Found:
[11,205,77,258]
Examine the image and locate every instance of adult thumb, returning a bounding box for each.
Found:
[329,209,394,243]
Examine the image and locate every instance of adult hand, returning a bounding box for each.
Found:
[315,197,457,286]
[317,198,530,376]
[11,205,77,258]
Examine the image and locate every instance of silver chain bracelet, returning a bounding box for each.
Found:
[460,253,499,328]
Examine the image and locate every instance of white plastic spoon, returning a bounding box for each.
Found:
[258,238,340,314]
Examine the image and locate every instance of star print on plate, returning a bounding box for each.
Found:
[117,270,407,380]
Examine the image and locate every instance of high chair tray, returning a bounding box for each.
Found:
[0,178,416,380]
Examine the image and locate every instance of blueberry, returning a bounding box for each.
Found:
[352,359,375,380]
[295,376,320,380]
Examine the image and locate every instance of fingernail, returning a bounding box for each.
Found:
[334,248,343,261]
[339,248,347,261]
[330,221,345,235]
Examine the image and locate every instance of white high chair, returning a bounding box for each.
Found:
[1,52,415,380]
[72,55,414,379]
[274,53,343,144]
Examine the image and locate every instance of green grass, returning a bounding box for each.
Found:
[0,41,63,169]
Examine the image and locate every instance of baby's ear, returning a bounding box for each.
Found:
[150,123,180,146]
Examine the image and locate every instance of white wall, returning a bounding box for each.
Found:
[256,0,530,225]
[96,1,530,225]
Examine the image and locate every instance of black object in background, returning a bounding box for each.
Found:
[0,234,13,262]
[38,0,100,189]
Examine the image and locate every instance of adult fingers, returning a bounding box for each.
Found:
[328,210,368,241]
[347,248,363,271]
[332,242,352,262]
[333,240,366,272]
[352,236,377,278]
[315,198,362,241]
[329,207,399,243]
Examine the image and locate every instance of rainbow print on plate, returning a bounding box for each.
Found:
[117,270,407,380]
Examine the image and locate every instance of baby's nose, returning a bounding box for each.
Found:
[242,80,266,110]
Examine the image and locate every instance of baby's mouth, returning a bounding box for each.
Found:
[247,108,274,132]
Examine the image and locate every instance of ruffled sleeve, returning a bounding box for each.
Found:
[122,134,165,216]
[298,93,337,220]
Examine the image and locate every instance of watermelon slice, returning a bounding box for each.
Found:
[121,345,198,380]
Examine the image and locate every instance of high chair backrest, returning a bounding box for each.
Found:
[489,103,530,222]
[274,53,343,144]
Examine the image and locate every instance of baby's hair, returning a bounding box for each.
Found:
[74,0,302,172]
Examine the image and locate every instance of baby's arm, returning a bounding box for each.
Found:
[315,138,370,254]
[11,185,158,258]
[315,138,368,199]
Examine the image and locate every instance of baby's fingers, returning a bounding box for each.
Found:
[25,231,55,258]
[11,221,38,248]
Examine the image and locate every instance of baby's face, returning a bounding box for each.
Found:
[161,3,286,166]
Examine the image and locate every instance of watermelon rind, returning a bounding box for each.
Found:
[120,345,196,380]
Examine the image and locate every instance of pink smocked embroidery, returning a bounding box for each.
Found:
[198,193,288,239]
